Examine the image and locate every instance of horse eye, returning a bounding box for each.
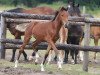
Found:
[61,15,63,16]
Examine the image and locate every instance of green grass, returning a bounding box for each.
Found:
[0,59,100,75]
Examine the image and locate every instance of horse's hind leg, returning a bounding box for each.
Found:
[94,38,98,63]
[15,34,31,68]
[11,35,21,62]
[10,48,16,62]
[31,40,41,65]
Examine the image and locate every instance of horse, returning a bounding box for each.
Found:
[6,6,55,62]
[80,14,99,63]
[46,2,84,64]
[14,7,69,71]
[63,2,84,64]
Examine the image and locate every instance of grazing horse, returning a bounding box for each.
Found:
[63,2,84,64]
[6,6,55,62]
[14,7,69,71]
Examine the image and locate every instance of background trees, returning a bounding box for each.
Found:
[0,0,100,8]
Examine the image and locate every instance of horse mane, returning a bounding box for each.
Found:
[52,7,68,21]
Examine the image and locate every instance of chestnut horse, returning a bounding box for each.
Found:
[14,7,69,71]
[52,2,84,64]
[7,6,55,62]
[80,14,99,62]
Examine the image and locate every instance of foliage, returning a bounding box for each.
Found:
[0,0,100,8]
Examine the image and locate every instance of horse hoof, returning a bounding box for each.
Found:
[63,61,67,64]
[10,59,14,62]
[94,59,98,63]
[24,59,29,62]
[35,62,38,65]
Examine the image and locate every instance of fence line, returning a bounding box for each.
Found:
[1,12,100,24]
[0,39,100,52]
[0,11,100,72]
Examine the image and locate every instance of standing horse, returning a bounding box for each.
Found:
[63,2,84,64]
[47,2,84,64]
[91,26,100,62]
[14,7,69,71]
[80,14,99,62]
[6,6,55,62]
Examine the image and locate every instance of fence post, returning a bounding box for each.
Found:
[83,22,90,71]
[0,15,6,59]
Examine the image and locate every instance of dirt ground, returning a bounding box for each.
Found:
[0,49,100,75]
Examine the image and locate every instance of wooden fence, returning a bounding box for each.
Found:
[0,12,100,72]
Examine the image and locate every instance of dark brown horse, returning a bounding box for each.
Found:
[47,2,84,64]
[63,2,84,64]
[14,7,69,71]
[7,6,55,62]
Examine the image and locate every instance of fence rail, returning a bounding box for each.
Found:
[1,39,100,52]
[1,12,100,24]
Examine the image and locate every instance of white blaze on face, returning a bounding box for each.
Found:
[68,5,71,8]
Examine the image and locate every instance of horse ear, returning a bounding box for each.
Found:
[61,7,65,10]
[60,7,68,11]
[77,4,79,7]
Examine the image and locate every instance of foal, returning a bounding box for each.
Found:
[7,6,55,62]
[15,7,69,71]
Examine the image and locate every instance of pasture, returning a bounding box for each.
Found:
[0,30,98,75]
[0,2,100,75]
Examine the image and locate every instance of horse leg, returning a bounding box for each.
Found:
[14,35,31,68]
[41,45,51,71]
[28,48,38,61]
[31,40,41,65]
[47,48,53,64]
[70,50,75,64]
[64,50,69,63]
[11,35,21,62]
[10,48,16,62]
[79,37,84,61]
[59,27,68,64]
[75,50,79,64]
[94,38,98,63]
[48,40,62,69]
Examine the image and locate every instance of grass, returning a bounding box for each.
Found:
[0,59,100,75]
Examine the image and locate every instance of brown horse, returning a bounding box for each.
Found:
[91,26,100,62]
[7,6,55,62]
[14,7,69,71]
[80,14,99,62]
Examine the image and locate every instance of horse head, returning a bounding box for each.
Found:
[67,2,81,17]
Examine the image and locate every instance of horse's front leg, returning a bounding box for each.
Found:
[15,35,31,68]
[48,39,62,69]
[75,50,79,64]
[64,50,69,63]
[70,50,75,64]
[10,48,16,62]
[41,45,51,71]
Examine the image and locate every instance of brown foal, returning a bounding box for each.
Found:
[14,7,69,71]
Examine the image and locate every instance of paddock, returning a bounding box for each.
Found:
[0,11,100,75]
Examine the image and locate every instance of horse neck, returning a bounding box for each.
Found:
[52,15,63,32]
